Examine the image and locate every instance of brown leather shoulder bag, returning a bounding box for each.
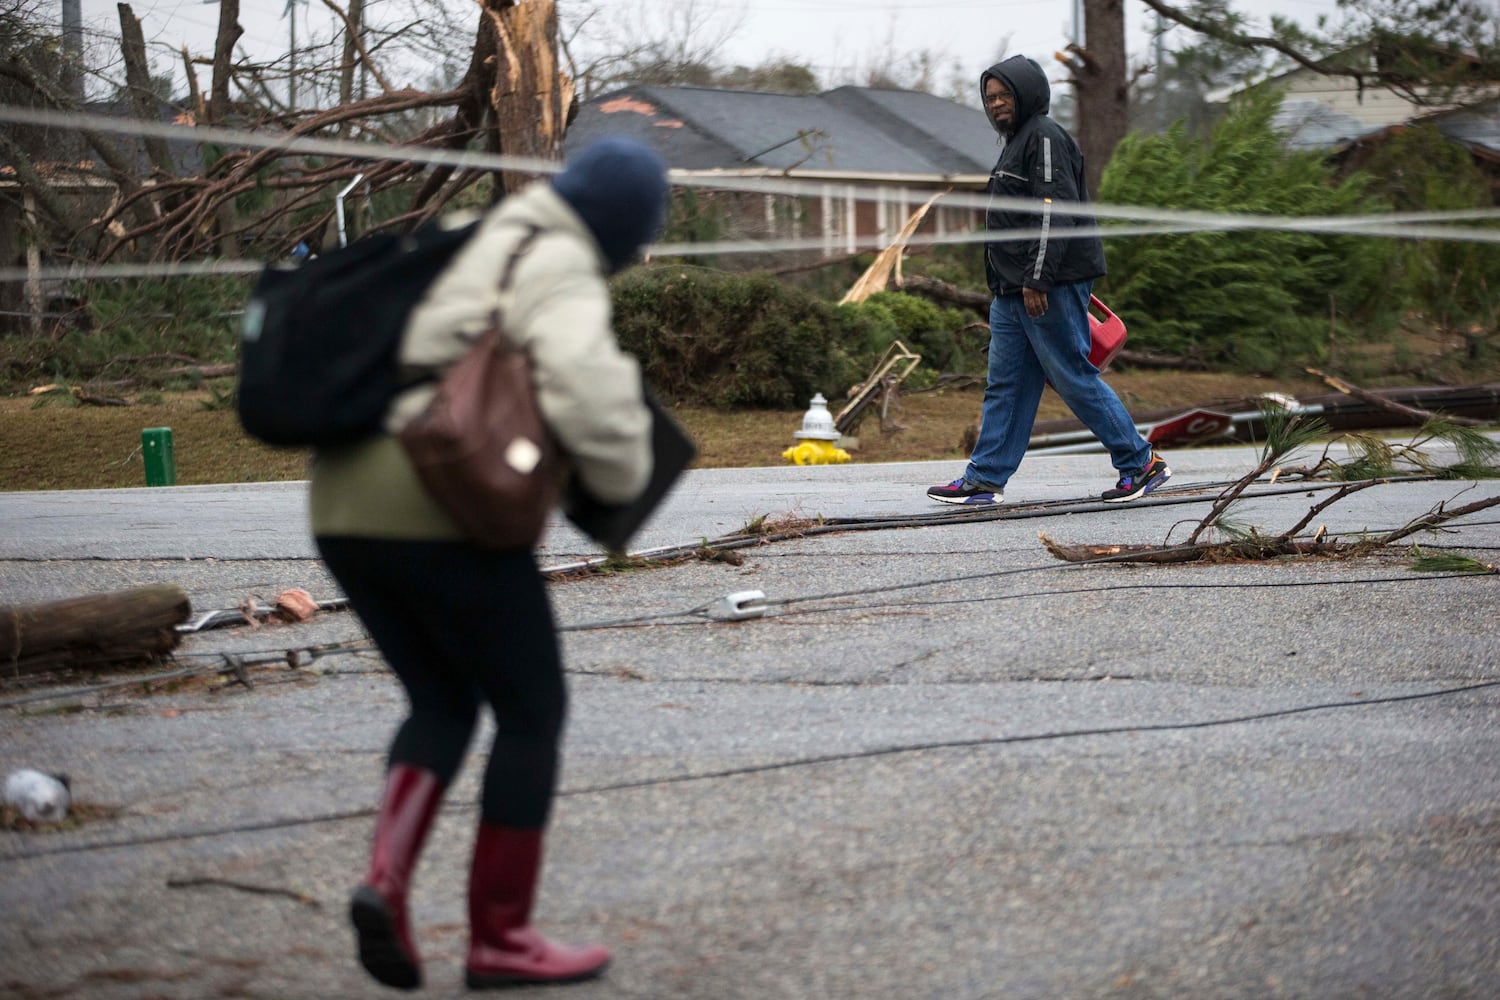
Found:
[398,226,561,550]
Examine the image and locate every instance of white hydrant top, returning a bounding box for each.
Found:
[793,392,841,440]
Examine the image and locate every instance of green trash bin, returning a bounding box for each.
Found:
[142,427,176,487]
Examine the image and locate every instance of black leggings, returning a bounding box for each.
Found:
[316,536,565,828]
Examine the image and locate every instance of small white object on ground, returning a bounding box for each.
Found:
[4,768,71,822]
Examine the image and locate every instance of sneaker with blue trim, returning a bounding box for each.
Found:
[927,478,1003,505]
[1102,452,1170,503]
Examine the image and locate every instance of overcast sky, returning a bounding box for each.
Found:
[711,0,1338,88]
[73,0,1346,103]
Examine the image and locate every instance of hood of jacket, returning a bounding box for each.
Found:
[980,56,1051,137]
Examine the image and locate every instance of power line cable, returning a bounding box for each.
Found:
[5,479,1494,710]
[5,678,1495,862]
[1,104,1498,286]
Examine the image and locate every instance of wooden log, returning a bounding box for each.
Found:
[1039,534,1207,563]
[0,584,190,677]
[897,273,990,312]
[1116,348,1209,370]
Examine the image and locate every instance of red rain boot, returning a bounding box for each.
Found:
[349,764,445,990]
[465,824,611,989]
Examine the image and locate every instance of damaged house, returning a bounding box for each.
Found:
[1212,43,1500,193]
[562,84,999,255]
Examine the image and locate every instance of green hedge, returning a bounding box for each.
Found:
[610,268,981,406]
[610,265,866,407]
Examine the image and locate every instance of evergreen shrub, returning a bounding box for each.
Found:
[846,291,980,374]
[1098,89,1396,371]
[611,265,867,407]
[1360,123,1500,340]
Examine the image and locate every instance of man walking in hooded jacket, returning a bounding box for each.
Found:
[927,55,1169,506]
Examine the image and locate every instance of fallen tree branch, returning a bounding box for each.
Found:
[1041,488,1500,565]
[1367,492,1500,549]
[1116,348,1209,371]
[1307,367,1486,427]
[72,389,131,406]
[1271,479,1386,542]
[895,273,989,313]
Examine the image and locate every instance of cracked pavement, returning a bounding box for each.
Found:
[2,443,1499,999]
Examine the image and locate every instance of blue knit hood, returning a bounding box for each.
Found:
[551,137,669,273]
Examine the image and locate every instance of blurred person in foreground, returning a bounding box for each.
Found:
[927,55,1169,507]
[309,136,667,991]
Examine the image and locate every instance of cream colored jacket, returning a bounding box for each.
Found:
[309,182,652,541]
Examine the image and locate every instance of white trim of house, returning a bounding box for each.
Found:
[670,167,989,257]
[674,167,990,187]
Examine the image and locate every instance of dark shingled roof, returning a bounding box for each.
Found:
[1322,96,1500,165]
[1433,98,1500,160]
[1273,99,1377,151]
[564,84,997,177]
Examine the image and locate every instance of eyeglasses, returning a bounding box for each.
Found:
[985,92,1013,106]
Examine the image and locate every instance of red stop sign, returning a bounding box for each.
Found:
[1145,409,1232,446]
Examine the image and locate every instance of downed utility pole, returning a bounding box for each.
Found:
[1,584,189,677]
[1307,368,1486,428]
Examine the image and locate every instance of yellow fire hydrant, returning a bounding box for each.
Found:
[783,393,850,465]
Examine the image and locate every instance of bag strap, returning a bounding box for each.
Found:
[483,224,544,351]
[402,223,544,388]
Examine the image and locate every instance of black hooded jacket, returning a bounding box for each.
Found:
[980,56,1106,296]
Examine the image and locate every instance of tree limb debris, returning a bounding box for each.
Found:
[38,0,571,263]
[840,191,948,305]
[1307,368,1486,427]
[895,274,988,313]
[1042,404,1500,566]
[1040,491,1500,565]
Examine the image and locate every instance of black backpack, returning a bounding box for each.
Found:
[237,218,480,447]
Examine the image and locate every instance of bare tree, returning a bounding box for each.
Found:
[561,0,745,96]
[0,0,582,263]
[1067,0,1130,197]
[856,18,976,102]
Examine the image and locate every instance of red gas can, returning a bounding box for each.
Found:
[1088,295,1126,372]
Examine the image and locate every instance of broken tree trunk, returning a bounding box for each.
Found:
[1,584,190,678]
[208,0,243,125]
[486,0,571,195]
[118,3,177,180]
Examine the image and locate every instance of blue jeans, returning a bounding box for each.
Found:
[964,282,1151,491]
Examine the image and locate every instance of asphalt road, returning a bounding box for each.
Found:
[3,442,1499,999]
